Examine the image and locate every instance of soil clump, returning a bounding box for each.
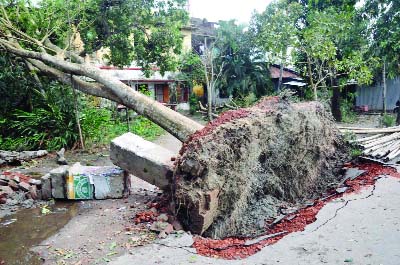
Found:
[174,97,350,238]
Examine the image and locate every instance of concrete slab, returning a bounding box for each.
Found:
[110,133,176,189]
[110,176,400,265]
[49,165,69,199]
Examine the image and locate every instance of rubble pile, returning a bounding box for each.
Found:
[0,171,44,209]
[174,97,351,238]
[0,150,48,166]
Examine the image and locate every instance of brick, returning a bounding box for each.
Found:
[8,180,19,191]
[0,179,8,186]
[18,182,31,192]
[29,185,38,200]
[0,186,14,197]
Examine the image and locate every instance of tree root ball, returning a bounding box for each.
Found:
[173,97,350,239]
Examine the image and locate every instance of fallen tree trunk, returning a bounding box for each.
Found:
[0,39,203,142]
[173,97,350,238]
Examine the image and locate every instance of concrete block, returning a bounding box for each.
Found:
[110,133,175,189]
[67,163,127,200]
[50,165,69,199]
[40,174,52,200]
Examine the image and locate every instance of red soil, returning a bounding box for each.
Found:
[193,162,400,260]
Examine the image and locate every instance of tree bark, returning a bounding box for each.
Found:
[330,70,342,122]
[0,40,204,142]
[306,55,317,100]
[383,61,387,114]
[278,61,284,92]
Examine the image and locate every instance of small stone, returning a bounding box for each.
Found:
[22,199,34,208]
[56,148,68,165]
[150,221,169,232]
[8,180,19,191]
[18,182,31,192]
[36,189,42,200]
[0,186,14,197]
[172,220,183,231]
[162,223,174,235]
[0,197,6,204]
[336,187,348,194]
[158,231,167,239]
[29,179,41,186]
[157,213,169,222]
[29,185,38,200]
[11,176,20,183]
[0,179,8,186]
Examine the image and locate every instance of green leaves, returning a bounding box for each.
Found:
[250,0,302,63]
[1,0,188,72]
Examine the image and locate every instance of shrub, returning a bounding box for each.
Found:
[381,113,396,127]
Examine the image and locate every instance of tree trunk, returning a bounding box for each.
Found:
[383,61,387,114]
[306,55,317,100]
[1,41,204,142]
[330,70,342,122]
[278,62,284,92]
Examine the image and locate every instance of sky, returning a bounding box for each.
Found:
[189,0,273,24]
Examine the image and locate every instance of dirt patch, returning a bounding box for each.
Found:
[174,97,350,238]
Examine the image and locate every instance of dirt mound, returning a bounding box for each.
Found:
[173,97,350,238]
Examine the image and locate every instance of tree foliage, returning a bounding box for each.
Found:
[363,0,400,77]
[214,21,273,98]
[0,0,188,73]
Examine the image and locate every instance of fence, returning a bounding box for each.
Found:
[356,77,400,111]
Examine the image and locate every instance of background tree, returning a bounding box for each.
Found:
[362,0,400,113]
[214,20,273,99]
[250,0,302,91]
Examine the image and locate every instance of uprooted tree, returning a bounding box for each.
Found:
[0,0,202,142]
[1,1,350,238]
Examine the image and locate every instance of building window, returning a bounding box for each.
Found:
[155,84,165,102]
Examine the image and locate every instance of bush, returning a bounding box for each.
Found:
[232,92,257,108]
[340,98,357,123]
[381,113,396,127]
[189,93,198,115]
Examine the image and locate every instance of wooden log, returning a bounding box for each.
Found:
[385,146,400,160]
[340,127,400,134]
[351,134,384,143]
[363,140,396,156]
[338,125,400,130]
[362,133,400,149]
[370,141,397,157]
[377,141,400,157]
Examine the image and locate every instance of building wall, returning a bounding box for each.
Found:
[181,28,192,52]
[356,77,400,111]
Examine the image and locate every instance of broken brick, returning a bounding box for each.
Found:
[18,182,31,192]
[0,186,14,197]
[29,185,38,200]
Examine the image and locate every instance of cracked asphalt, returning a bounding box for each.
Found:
[111,175,400,265]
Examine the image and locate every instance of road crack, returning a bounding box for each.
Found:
[311,182,378,232]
